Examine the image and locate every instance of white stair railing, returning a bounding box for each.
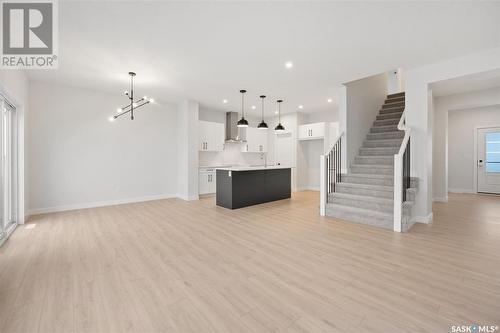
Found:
[393,110,411,232]
[320,132,344,216]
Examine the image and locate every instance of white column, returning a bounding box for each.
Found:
[177,100,199,201]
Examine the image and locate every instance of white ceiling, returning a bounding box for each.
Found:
[430,69,500,97]
[28,1,500,115]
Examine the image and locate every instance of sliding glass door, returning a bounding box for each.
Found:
[0,96,18,245]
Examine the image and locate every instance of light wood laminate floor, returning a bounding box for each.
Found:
[0,191,499,333]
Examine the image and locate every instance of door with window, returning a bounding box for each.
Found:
[478,127,500,194]
[0,97,18,244]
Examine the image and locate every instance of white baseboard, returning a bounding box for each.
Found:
[433,196,448,202]
[296,186,320,192]
[177,194,199,201]
[448,188,475,194]
[414,212,433,224]
[29,194,177,215]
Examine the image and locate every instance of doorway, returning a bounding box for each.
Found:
[0,96,18,245]
[477,127,500,194]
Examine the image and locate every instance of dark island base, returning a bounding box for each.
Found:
[216,168,291,209]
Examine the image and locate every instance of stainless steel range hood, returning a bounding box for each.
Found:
[225,112,246,143]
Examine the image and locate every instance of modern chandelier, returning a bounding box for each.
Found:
[109,72,154,122]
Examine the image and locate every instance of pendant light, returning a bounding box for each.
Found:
[275,99,285,132]
[257,95,268,129]
[237,89,249,127]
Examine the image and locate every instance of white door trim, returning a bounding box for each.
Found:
[0,84,25,225]
[473,124,500,193]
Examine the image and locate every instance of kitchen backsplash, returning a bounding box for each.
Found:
[199,142,266,167]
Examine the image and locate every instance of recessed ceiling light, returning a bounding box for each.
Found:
[298,105,303,109]
[285,61,293,69]
[327,98,333,103]
[222,99,228,104]
[251,105,256,110]
[275,110,279,114]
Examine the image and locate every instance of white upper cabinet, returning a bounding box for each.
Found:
[242,127,268,153]
[199,121,224,152]
[298,122,325,140]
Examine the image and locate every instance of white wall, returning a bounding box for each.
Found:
[433,87,500,198]
[344,73,388,167]
[177,100,199,201]
[28,81,178,214]
[0,71,29,223]
[448,105,500,193]
[405,47,500,222]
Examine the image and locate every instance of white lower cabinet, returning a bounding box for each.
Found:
[199,168,216,195]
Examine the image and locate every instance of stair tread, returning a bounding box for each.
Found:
[337,182,393,191]
[350,163,394,169]
[360,146,398,150]
[345,172,394,179]
[356,155,393,159]
[330,192,393,204]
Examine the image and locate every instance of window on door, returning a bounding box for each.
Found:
[486,132,500,173]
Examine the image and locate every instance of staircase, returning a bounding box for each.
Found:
[325,92,417,231]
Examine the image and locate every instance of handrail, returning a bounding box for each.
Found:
[326,131,345,155]
[393,110,411,232]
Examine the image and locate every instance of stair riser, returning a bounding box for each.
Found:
[370,126,399,133]
[336,185,393,198]
[387,92,405,99]
[374,119,399,126]
[325,205,393,229]
[355,156,393,165]
[350,166,394,175]
[367,132,405,140]
[328,196,413,217]
[329,196,393,213]
[380,107,404,114]
[342,175,394,186]
[405,190,416,202]
[385,97,405,104]
[382,102,405,109]
[363,140,402,148]
[338,175,418,187]
[377,113,403,120]
[359,147,399,155]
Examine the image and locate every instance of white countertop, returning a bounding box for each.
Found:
[216,165,292,171]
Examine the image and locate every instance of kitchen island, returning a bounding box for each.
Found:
[216,166,291,209]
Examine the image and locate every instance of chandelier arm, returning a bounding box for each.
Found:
[133,97,146,104]
[115,101,150,118]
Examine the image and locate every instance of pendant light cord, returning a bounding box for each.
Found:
[241,91,245,119]
[262,96,266,121]
[278,100,281,123]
